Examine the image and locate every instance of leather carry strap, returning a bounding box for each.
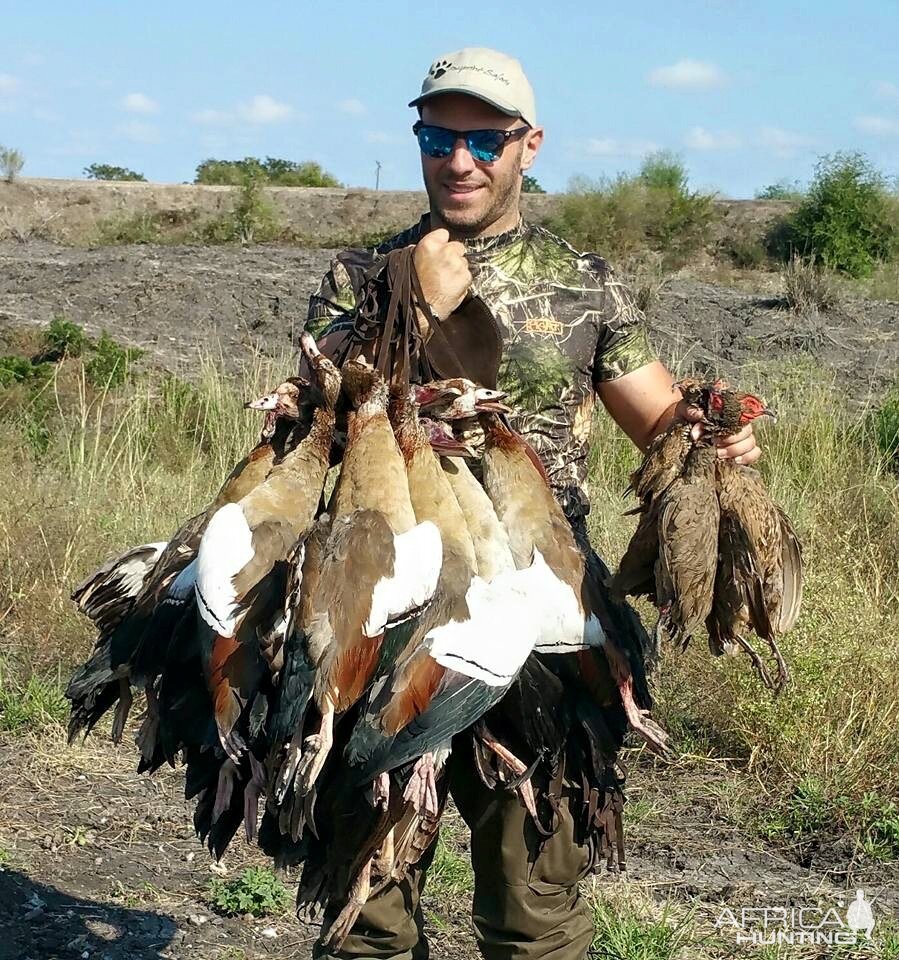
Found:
[339,245,502,389]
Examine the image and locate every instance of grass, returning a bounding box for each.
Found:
[587,886,699,960]
[426,830,474,900]
[588,356,899,859]
[0,667,68,732]
[0,326,896,872]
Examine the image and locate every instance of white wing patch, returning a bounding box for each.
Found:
[195,503,254,635]
[427,559,544,687]
[364,521,443,636]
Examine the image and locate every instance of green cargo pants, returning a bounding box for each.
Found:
[313,744,595,960]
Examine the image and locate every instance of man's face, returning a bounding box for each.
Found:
[418,94,543,238]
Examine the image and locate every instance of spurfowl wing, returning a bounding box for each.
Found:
[66,381,310,744]
[195,335,340,762]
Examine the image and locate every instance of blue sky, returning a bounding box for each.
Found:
[2,1,898,198]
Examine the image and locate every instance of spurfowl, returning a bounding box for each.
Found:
[613,378,802,690]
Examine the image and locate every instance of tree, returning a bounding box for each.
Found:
[84,164,147,182]
[522,174,545,194]
[638,151,688,194]
[0,146,25,183]
[194,157,342,188]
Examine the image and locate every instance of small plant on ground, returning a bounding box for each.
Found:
[782,253,839,313]
[43,317,88,359]
[208,867,291,918]
[0,145,25,182]
[84,163,147,182]
[0,355,52,386]
[84,332,143,388]
[755,179,805,200]
[0,669,68,732]
[769,152,898,277]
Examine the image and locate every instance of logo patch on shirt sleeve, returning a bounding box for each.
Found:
[522,317,564,336]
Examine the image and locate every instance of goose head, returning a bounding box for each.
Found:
[414,379,510,420]
[246,377,310,439]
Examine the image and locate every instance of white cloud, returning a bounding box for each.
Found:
[236,94,293,124]
[855,114,899,136]
[684,126,741,150]
[122,92,159,115]
[647,59,725,91]
[758,126,814,158]
[117,121,162,144]
[0,74,20,96]
[585,137,659,158]
[338,98,366,115]
[192,108,232,125]
[874,81,899,101]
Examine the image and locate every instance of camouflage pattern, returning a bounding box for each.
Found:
[306,216,656,517]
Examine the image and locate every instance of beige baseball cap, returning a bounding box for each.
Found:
[409,47,537,127]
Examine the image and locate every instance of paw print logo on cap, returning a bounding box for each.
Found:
[429,59,452,79]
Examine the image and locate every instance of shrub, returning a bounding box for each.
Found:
[522,174,545,194]
[84,164,147,182]
[870,385,899,467]
[195,156,341,188]
[0,145,25,183]
[782,253,839,313]
[549,154,717,269]
[208,867,290,918]
[44,317,88,359]
[84,332,143,388]
[201,175,281,244]
[755,180,804,200]
[769,152,898,277]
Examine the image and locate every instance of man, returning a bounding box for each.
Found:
[305,47,760,960]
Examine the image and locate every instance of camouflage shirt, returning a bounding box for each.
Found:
[306,215,656,517]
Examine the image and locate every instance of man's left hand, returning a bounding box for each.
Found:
[681,403,762,465]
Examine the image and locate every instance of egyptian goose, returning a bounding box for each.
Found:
[67,379,312,744]
[194,335,341,763]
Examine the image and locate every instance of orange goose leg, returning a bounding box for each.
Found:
[403,752,440,817]
[296,694,336,794]
[478,731,540,823]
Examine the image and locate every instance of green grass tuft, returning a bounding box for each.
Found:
[0,669,68,732]
[589,897,696,959]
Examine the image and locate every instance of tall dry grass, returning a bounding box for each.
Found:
[588,357,899,851]
[0,350,896,852]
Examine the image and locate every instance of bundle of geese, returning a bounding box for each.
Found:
[68,271,802,950]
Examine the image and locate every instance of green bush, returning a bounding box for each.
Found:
[769,152,899,277]
[84,164,147,182]
[755,180,804,200]
[208,867,290,918]
[195,156,341,187]
[0,356,53,387]
[201,176,281,244]
[549,153,717,269]
[84,333,143,388]
[871,386,899,467]
[44,317,88,359]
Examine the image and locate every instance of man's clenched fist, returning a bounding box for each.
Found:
[413,228,472,324]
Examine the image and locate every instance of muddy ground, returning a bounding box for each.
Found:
[3,729,897,960]
[0,242,896,402]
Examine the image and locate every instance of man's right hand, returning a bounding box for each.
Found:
[413,228,472,323]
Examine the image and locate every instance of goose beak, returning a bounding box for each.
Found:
[474,399,512,413]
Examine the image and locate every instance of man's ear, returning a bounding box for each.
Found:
[520,126,544,172]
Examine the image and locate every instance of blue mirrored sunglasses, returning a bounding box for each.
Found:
[412,121,529,163]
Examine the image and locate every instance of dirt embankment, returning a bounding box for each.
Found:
[0,241,895,401]
[0,178,790,247]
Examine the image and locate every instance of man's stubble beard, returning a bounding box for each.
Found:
[424,152,524,239]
